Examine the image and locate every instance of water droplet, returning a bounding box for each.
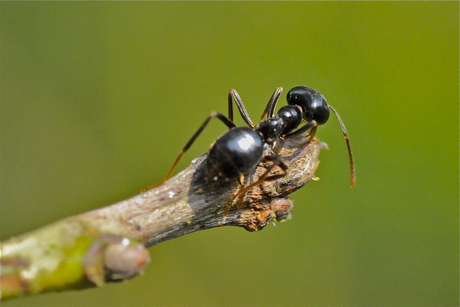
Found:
[121,238,130,246]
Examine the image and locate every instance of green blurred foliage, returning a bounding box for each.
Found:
[1,2,458,306]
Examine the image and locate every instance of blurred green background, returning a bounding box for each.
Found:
[2,2,458,306]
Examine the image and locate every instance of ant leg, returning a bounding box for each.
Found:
[284,120,318,139]
[142,112,236,192]
[229,155,289,210]
[228,89,255,128]
[259,87,283,122]
[307,126,318,142]
[223,173,247,215]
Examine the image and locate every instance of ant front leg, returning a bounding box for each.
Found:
[228,89,255,128]
[141,112,236,192]
[284,120,318,141]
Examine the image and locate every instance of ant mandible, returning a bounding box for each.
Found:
[143,86,356,203]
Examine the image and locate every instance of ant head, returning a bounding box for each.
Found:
[286,86,330,125]
[287,85,356,188]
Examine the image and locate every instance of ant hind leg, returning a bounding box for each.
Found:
[141,112,236,192]
[225,155,288,214]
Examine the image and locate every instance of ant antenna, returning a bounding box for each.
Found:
[328,105,356,187]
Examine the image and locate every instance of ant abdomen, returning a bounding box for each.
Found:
[206,127,264,182]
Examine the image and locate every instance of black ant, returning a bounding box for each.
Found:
[143,86,355,206]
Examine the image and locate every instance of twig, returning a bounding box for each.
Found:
[0,134,322,301]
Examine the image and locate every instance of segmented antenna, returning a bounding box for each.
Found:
[328,105,356,187]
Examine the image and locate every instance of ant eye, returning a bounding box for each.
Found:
[287,86,330,125]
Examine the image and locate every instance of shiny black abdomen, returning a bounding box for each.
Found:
[206,127,264,182]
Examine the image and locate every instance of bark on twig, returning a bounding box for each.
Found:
[0,134,323,301]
